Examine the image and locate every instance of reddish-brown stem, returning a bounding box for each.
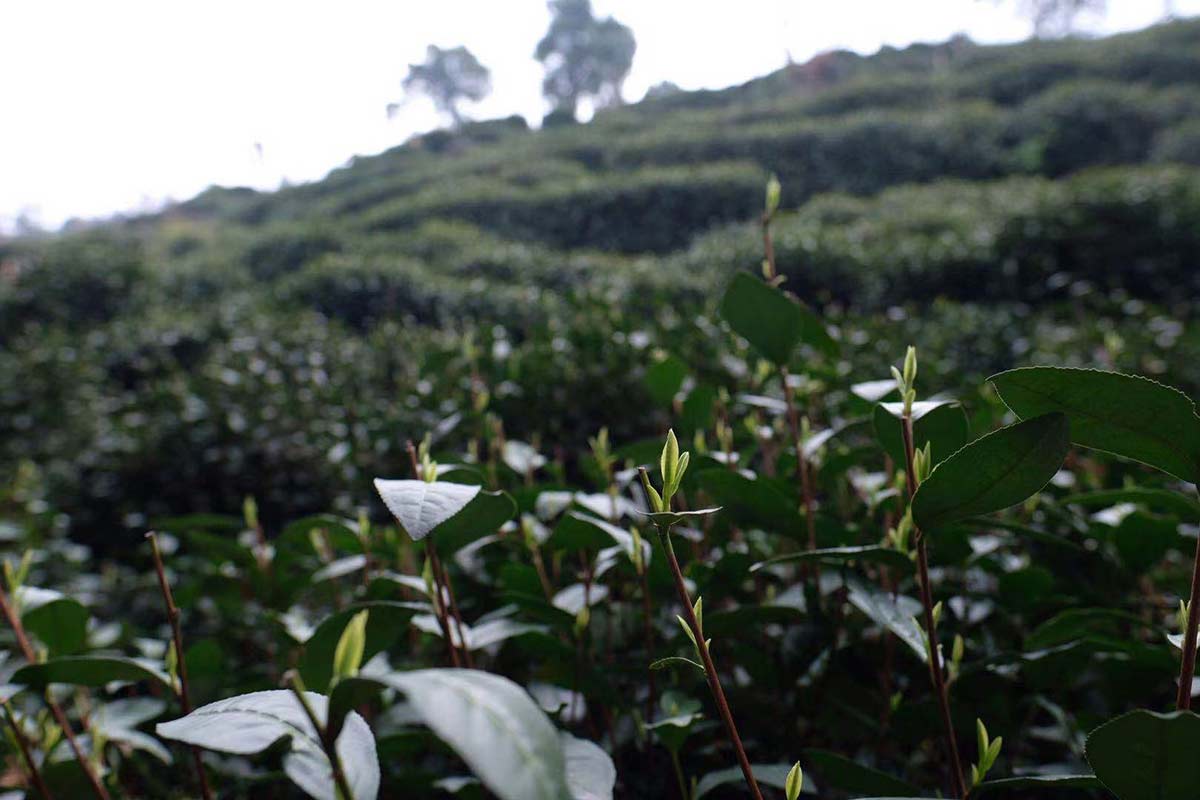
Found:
[782,371,818,555]
[0,587,111,800]
[147,533,214,800]
[424,540,462,668]
[407,440,466,668]
[901,416,966,798]
[433,547,474,669]
[658,528,764,800]
[1176,491,1200,709]
[4,701,54,800]
[765,205,818,580]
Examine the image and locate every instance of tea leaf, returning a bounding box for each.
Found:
[803,748,920,796]
[562,732,616,800]
[14,655,172,690]
[720,272,835,364]
[1085,709,1200,800]
[18,588,88,656]
[912,413,1070,532]
[373,478,481,541]
[751,546,914,574]
[329,669,570,800]
[845,578,927,663]
[972,775,1101,794]
[991,367,1200,483]
[157,689,379,800]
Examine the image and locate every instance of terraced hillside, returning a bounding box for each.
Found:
[2,18,1199,533]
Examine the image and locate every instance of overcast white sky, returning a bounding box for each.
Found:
[1,0,1193,231]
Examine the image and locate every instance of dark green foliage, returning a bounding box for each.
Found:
[0,230,146,339]
[685,165,1200,307]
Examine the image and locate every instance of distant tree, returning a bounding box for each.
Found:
[534,0,636,119]
[993,0,1107,37]
[401,45,491,128]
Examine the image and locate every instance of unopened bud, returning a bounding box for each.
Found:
[785,762,803,800]
[765,174,782,219]
[903,345,918,389]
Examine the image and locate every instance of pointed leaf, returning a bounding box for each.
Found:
[637,508,721,528]
[14,656,171,690]
[912,413,1070,532]
[720,272,835,364]
[156,690,379,800]
[331,610,368,684]
[649,656,705,673]
[373,479,481,541]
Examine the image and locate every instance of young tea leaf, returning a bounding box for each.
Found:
[331,609,369,685]
[298,601,423,692]
[695,763,815,798]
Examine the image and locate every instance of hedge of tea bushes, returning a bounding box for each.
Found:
[677,164,1200,309]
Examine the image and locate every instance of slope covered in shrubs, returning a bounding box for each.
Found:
[1,18,1199,530]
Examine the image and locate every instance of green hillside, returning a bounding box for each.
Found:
[3,18,1199,530]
